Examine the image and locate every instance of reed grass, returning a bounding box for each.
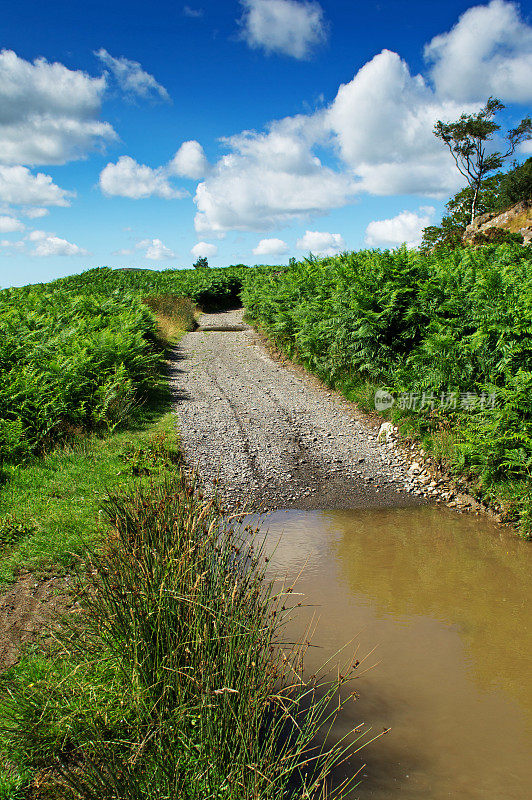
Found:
[1,472,364,799]
[142,295,197,346]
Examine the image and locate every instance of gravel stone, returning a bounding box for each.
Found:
[169,309,425,512]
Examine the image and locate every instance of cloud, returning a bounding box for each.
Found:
[136,238,176,260]
[192,48,474,235]
[99,156,186,199]
[94,49,170,102]
[296,230,345,255]
[0,238,25,255]
[168,140,208,179]
[425,0,532,103]
[253,237,288,255]
[239,0,327,59]
[113,247,134,256]
[191,241,218,258]
[326,49,477,196]
[0,215,24,233]
[364,207,434,248]
[0,49,115,165]
[194,118,355,235]
[22,207,49,218]
[183,5,204,17]
[0,165,72,206]
[28,229,88,256]
[188,4,532,236]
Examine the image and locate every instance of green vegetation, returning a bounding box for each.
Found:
[498,156,532,208]
[1,446,362,799]
[242,245,532,534]
[0,266,245,466]
[433,97,531,223]
[0,411,179,584]
[0,266,367,799]
[421,157,532,252]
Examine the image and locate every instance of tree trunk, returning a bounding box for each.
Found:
[471,183,480,224]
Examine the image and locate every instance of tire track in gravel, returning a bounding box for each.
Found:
[170,309,424,511]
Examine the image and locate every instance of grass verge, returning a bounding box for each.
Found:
[0,409,180,586]
[0,304,366,799]
[0,467,364,799]
[0,296,197,585]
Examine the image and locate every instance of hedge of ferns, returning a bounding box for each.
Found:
[0,266,246,463]
[242,245,532,531]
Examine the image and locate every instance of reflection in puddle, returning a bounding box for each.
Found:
[251,506,532,799]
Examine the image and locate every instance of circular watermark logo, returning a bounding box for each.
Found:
[374,389,395,411]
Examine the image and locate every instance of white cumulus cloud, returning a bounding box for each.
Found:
[192,47,479,234]
[99,156,186,199]
[365,207,434,248]
[136,238,176,260]
[425,0,532,103]
[28,229,88,257]
[191,241,218,258]
[296,230,345,255]
[239,0,327,59]
[169,140,209,179]
[194,118,354,235]
[0,215,24,233]
[95,49,170,101]
[253,237,288,255]
[326,49,477,196]
[0,49,115,165]
[0,166,72,206]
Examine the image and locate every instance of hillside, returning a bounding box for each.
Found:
[464,200,532,244]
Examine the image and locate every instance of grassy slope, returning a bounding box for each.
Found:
[0,285,201,584]
[0,297,190,794]
[0,408,179,585]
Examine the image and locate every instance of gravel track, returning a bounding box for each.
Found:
[170,309,424,511]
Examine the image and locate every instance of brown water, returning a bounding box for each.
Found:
[255,507,532,799]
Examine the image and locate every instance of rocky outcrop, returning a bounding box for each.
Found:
[464,200,532,244]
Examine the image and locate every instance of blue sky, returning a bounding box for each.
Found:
[0,0,531,287]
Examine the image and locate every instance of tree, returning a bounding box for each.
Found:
[420,173,503,252]
[193,256,209,270]
[434,97,532,223]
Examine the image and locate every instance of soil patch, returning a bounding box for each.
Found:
[0,574,72,672]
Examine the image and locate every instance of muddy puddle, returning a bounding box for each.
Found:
[252,506,531,799]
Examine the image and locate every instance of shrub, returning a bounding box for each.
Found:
[242,245,532,532]
[498,157,532,207]
[471,227,524,245]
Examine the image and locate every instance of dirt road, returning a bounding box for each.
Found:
[171,309,422,511]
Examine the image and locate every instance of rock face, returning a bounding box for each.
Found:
[464,200,532,244]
